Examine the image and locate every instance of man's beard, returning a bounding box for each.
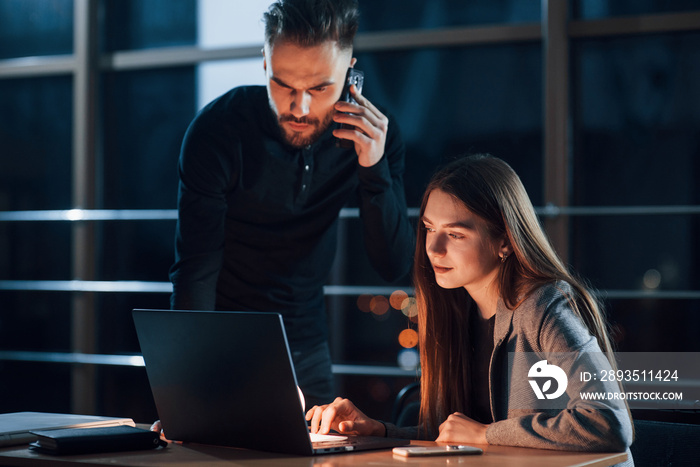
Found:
[278,112,335,148]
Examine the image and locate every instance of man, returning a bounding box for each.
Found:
[169,0,414,408]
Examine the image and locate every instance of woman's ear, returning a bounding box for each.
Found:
[499,238,513,259]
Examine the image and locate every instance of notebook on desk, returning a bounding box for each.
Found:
[0,412,134,447]
[132,309,409,456]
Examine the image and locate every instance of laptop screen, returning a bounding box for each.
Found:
[133,309,315,455]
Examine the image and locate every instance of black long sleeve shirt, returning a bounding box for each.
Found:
[169,86,414,349]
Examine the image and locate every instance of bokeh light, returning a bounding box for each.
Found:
[369,295,390,316]
[390,290,408,310]
[400,296,418,319]
[398,328,418,348]
[397,348,420,371]
[643,269,661,289]
[357,294,373,313]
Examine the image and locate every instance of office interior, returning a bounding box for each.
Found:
[0,0,699,431]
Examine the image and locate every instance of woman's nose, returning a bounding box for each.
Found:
[427,233,446,257]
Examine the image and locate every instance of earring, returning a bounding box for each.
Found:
[501,253,508,263]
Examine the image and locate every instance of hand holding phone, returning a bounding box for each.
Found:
[336,68,364,148]
[392,445,483,457]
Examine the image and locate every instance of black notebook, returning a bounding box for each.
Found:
[0,412,134,447]
[29,425,165,455]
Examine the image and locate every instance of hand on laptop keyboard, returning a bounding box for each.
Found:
[306,397,387,437]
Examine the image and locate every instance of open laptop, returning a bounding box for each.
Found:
[132,309,409,456]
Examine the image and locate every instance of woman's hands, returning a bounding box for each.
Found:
[436,412,489,444]
[305,397,386,437]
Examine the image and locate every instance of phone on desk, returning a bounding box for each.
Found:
[392,445,483,457]
[336,68,364,148]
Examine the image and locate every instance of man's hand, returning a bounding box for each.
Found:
[333,85,388,168]
[306,397,386,437]
[435,412,489,445]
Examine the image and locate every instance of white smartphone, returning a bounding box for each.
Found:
[392,445,483,457]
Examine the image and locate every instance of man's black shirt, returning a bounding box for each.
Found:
[169,86,414,349]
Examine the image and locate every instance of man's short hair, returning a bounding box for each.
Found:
[263,0,359,50]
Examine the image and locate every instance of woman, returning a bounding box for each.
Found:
[306,155,634,463]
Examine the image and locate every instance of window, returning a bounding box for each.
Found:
[1,1,698,422]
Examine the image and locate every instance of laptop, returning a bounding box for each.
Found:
[132,309,410,456]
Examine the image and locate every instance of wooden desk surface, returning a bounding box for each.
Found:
[0,440,627,467]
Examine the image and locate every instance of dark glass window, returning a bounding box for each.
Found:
[0,292,71,351]
[101,68,194,209]
[358,0,540,32]
[572,215,697,292]
[0,0,73,59]
[98,221,177,283]
[97,366,158,421]
[572,0,700,19]
[607,299,700,352]
[0,223,72,281]
[327,294,416,366]
[355,43,543,208]
[572,33,700,207]
[96,293,171,355]
[102,0,196,51]
[99,67,194,301]
[0,293,73,413]
[0,363,71,414]
[571,33,700,293]
[0,76,73,210]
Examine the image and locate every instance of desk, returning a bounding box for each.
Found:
[0,440,627,467]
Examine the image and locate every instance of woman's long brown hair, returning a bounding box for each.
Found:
[414,154,618,437]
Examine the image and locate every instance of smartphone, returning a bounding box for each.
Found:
[336,68,364,148]
[392,445,483,457]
